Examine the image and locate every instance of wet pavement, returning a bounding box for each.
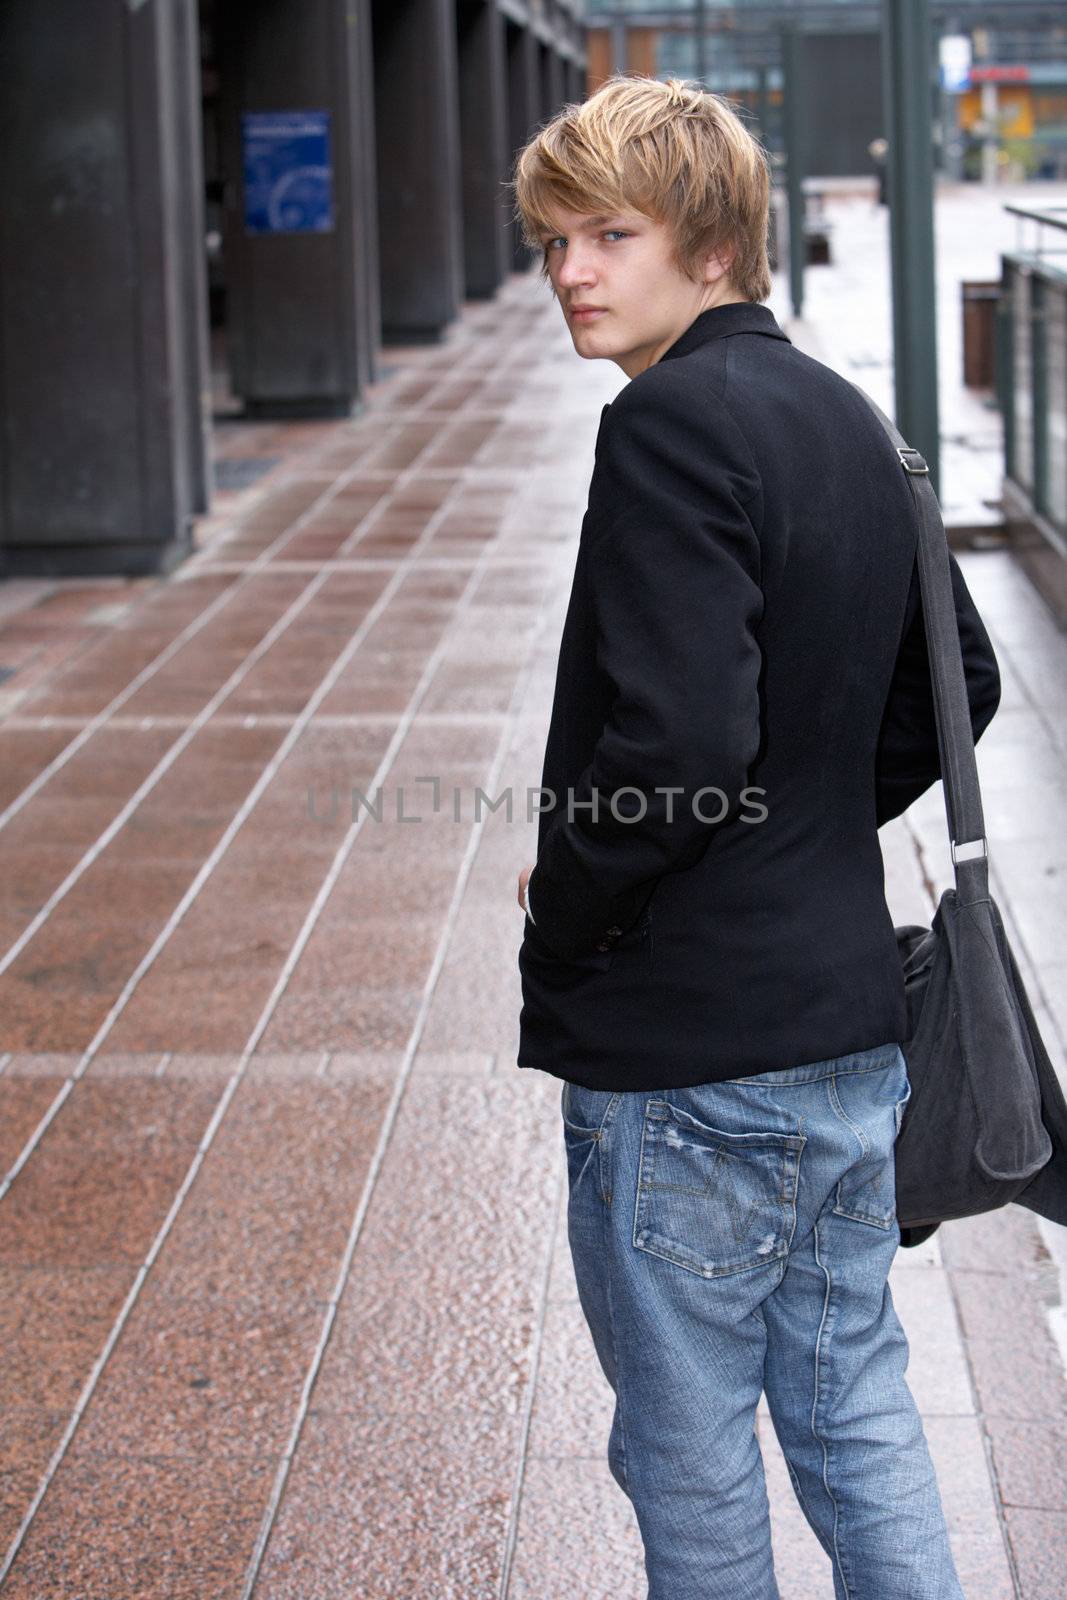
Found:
[0,186,1065,1597]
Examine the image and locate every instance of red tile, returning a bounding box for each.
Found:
[0,1079,221,1266]
[147,1073,394,1309]
[72,1287,324,1459]
[0,1078,67,1172]
[0,728,78,811]
[253,1413,513,1600]
[1004,1508,1067,1600]
[0,1455,275,1599]
[505,1457,645,1600]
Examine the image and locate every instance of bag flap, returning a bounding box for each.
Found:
[941,892,1052,1182]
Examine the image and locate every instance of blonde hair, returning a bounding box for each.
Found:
[509,73,772,304]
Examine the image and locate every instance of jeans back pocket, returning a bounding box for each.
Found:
[633,1100,805,1278]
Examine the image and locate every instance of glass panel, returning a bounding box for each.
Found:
[1013,269,1033,492]
[1046,283,1067,535]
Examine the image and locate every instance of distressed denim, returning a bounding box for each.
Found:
[561,1040,964,1600]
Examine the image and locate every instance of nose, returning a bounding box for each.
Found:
[556,242,597,288]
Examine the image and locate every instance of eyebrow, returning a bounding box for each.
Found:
[537,214,628,239]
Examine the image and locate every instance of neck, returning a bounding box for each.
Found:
[627,291,749,377]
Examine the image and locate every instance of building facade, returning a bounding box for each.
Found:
[0,0,586,578]
[585,3,1067,179]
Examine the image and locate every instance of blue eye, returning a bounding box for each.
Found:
[547,228,630,249]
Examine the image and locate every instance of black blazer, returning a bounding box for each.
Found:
[517,301,1002,1092]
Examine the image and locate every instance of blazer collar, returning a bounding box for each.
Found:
[657,301,791,364]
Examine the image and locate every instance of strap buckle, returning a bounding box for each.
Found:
[951,836,988,864]
[896,446,930,475]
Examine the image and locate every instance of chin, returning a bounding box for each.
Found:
[571,325,610,350]
[572,341,611,362]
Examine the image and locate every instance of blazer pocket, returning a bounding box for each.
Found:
[633,1100,805,1278]
[523,918,615,973]
[523,903,652,975]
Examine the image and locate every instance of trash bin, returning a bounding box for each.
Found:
[803,187,832,266]
[962,281,1001,389]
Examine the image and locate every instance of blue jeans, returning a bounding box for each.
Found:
[561,1040,964,1600]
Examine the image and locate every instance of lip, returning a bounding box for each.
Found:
[571,307,607,321]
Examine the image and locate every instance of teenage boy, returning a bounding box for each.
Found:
[510,73,1001,1600]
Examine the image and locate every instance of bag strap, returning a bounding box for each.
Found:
[850,384,990,905]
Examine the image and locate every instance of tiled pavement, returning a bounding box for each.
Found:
[0,190,1064,1598]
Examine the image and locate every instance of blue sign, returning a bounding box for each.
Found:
[242,111,334,235]
[939,36,972,94]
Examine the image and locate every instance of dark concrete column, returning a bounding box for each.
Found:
[540,42,565,122]
[457,1,509,299]
[0,0,208,577]
[755,64,771,147]
[352,3,383,390]
[174,0,213,516]
[506,22,540,272]
[371,0,464,342]
[564,57,585,104]
[217,0,378,415]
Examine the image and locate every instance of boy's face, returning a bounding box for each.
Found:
[539,205,744,379]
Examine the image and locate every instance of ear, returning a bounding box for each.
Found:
[702,246,735,286]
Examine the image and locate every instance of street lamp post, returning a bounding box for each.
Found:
[782,26,805,320]
[881,0,941,495]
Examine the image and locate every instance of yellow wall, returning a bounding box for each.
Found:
[586,30,613,94]
[586,27,657,92]
[958,85,1034,139]
[627,29,658,79]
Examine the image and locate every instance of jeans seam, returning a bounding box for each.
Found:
[828,1071,880,1225]
[597,1092,621,1205]
[827,1073,871,1156]
[601,1109,629,1494]
[812,1216,854,1600]
[783,1457,836,1562]
[720,1053,904,1088]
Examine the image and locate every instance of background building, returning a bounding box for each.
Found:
[586,3,1067,180]
[0,0,586,579]
[3,1,1065,582]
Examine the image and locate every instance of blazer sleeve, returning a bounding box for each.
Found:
[874,552,1002,828]
[526,379,765,961]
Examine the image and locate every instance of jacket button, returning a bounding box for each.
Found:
[606,925,622,937]
[595,940,611,952]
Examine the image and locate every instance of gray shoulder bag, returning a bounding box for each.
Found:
[854,385,1067,1248]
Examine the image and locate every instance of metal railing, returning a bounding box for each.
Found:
[999,205,1067,556]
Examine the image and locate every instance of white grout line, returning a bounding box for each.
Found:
[280,407,574,423]
[497,1158,567,1600]
[0,324,547,1588]
[186,554,556,572]
[0,711,519,732]
[986,857,1067,1390]
[1,527,518,1590]
[237,485,552,1600]
[0,328,496,1197]
[0,576,336,977]
[0,486,338,819]
[0,339,490,834]
[0,339,496,980]
[215,459,585,475]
